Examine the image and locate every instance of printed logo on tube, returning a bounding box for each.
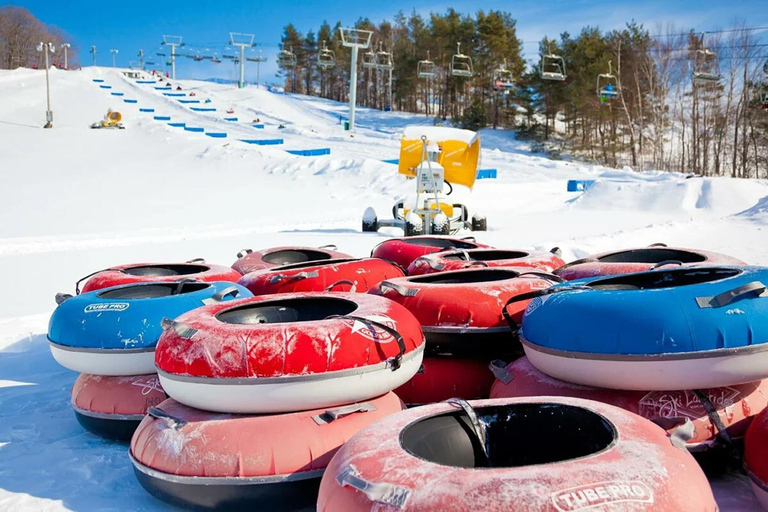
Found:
[551,481,653,511]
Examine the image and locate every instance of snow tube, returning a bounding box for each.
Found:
[519,266,768,390]
[745,408,768,510]
[231,245,352,275]
[555,244,745,281]
[394,358,494,406]
[48,281,251,376]
[78,260,242,293]
[490,357,768,451]
[238,258,404,296]
[155,293,425,413]
[71,373,166,441]
[370,236,490,271]
[408,247,564,276]
[130,392,403,511]
[317,397,716,511]
[369,268,561,359]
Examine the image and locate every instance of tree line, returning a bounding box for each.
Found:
[0,6,77,70]
[279,11,768,178]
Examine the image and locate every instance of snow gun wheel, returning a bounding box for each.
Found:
[431,213,450,236]
[471,214,487,232]
[362,207,379,232]
[404,213,424,237]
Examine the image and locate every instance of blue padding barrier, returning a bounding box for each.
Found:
[224,117,238,122]
[110,92,124,96]
[206,132,227,138]
[92,79,105,83]
[287,148,331,157]
[240,139,284,146]
[168,122,186,128]
[477,169,497,179]
[154,86,172,90]
[382,158,399,164]
[252,124,265,129]
[567,179,597,192]
[154,115,171,121]
[99,85,112,89]
[178,99,200,104]
[123,99,138,103]
[184,126,204,132]
[190,107,216,112]
[136,80,157,84]
[139,108,155,112]
[163,92,186,97]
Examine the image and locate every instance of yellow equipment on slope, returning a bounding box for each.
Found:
[363,126,487,236]
[91,110,125,129]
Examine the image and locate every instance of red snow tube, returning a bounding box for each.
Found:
[238,258,404,296]
[394,358,494,406]
[555,244,745,281]
[155,292,425,413]
[490,357,768,451]
[371,236,490,271]
[231,245,352,275]
[368,268,561,358]
[317,397,716,511]
[130,392,403,511]
[746,408,768,509]
[79,260,241,293]
[71,373,167,441]
[408,248,565,276]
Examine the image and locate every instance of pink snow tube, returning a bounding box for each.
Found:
[317,397,716,511]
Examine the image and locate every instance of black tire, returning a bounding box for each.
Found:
[362,207,378,232]
[432,217,450,235]
[471,215,487,232]
[405,218,424,237]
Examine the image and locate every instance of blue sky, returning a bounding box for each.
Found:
[16,0,768,82]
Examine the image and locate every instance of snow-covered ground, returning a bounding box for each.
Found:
[1,67,766,511]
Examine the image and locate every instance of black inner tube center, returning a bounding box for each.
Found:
[262,249,334,265]
[442,250,529,262]
[273,258,358,271]
[588,267,741,290]
[401,403,615,468]
[122,264,210,277]
[598,248,706,264]
[217,297,358,324]
[408,268,520,284]
[98,282,210,299]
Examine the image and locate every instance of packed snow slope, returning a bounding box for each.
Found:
[0,67,766,511]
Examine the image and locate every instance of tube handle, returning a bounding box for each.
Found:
[147,407,187,430]
[378,281,418,297]
[268,270,319,284]
[325,280,357,292]
[696,281,767,308]
[312,402,376,425]
[336,466,410,509]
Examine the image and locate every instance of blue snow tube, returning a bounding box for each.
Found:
[48,280,252,376]
[514,266,768,390]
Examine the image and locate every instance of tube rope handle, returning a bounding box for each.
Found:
[318,244,338,250]
[412,256,444,271]
[161,318,198,339]
[325,280,357,292]
[74,268,111,295]
[236,248,253,259]
[446,398,492,467]
[516,271,566,284]
[268,270,319,284]
[651,260,684,269]
[550,246,562,257]
[696,281,767,308]
[147,407,187,430]
[336,466,410,509]
[692,390,733,446]
[312,402,376,425]
[333,315,407,370]
[202,286,242,305]
[648,242,668,247]
[185,258,206,263]
[501,285,592,332]
[488,360,514,385]
[462,261,489,269]
[377,281,419,297]
[55,292,73,305]
[172,278,199,295]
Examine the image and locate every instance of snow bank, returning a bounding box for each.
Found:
[735,195,768,223]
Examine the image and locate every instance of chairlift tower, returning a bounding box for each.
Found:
[60,43,70,69]
[230,32,255,88]
[36,42,55,128]
[339,27,373,131]
[246,48,267,88]
[90,45,97,67]
[110,49,118,68]
[161,35,184,80]
[137,49,144,70]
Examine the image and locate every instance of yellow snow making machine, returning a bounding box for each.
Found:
[363,126,487,236]
[91,110,125,129]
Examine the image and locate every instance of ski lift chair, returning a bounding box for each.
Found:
[596,61,620,103]
[451,42,473,77]
[318,40,336,69]
[541,54,566,81]
[417,52,439,78]
[278,47,297,68]
[375,43,394,71]
[362,48,378,69]
[223,46,237,60]
[692,48,722,84]
[492,61,514,92]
